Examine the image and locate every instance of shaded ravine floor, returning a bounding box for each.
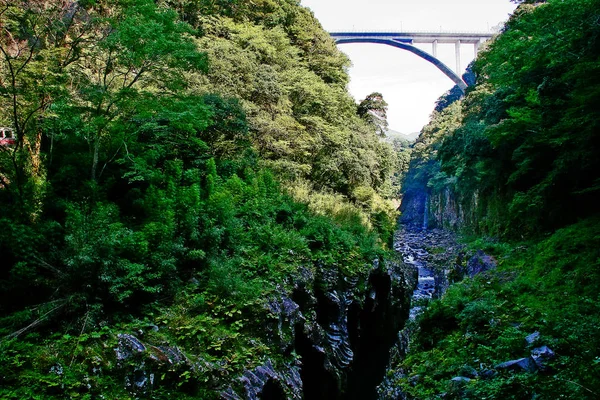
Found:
[377,225,463,399]
[394,226,463,319]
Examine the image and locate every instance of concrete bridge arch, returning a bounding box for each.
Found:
[330,32,495,92]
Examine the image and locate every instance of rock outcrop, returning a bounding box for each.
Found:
[225,257,414,399]
[225,257,416,400]
[108,256,414,400]
[466,250,497,277]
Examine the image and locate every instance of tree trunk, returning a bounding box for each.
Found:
[91,136,99,181]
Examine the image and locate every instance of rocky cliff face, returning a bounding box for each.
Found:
[399,190,427,228]
[400,187,476,231]
[223,258,415,400]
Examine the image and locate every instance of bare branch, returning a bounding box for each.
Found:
[98,140,125,178]
[0,5,10,18]
[32,255,66,278]
[70,308,90,366]
[4,301,66,340]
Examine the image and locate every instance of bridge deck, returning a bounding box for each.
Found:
[330,31,494,44]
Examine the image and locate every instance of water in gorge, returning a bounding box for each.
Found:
[377,225,462,399]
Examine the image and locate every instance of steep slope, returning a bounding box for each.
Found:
[0,1,406,398]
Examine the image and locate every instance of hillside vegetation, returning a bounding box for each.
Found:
[405,0,600,238]
[0,1,399,398]
[393,0,600,398]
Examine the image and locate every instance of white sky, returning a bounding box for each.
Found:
[300,0,517,133]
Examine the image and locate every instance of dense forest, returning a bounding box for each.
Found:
[393,0,600,398]
[404,0,600,237]
[0,1,400,398]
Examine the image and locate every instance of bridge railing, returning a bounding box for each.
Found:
[329,29,499,35]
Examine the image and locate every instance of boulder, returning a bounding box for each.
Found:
[466,250,497,277]
[495,357,537,373]
[450,376,471,383]
[150,345,187,365]
[525,331,540,345]
[458,365,478,379]
[126,369,154,391]
[479,369,497,380]
[115,334,146,361]
[531,345,555,369]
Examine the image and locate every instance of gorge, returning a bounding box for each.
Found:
[1,0,600,399]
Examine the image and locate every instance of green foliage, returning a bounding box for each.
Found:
[0,0,399,397]
[403,0,600,237]
[392,217,600,399]
[0,161,386,396]
[393,2,600,398]
[358,92,389,137]
[400,101,463,224]
[63,202,161,303]
[191,13,398,228]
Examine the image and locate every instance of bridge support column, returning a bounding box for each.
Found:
[455,40,461,74]
[432,40,438,57]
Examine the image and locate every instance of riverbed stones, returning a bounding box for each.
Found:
[378,226,463,398]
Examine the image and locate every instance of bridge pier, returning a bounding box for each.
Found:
[474,39,482,57]
[432,40,438,58]
[455,40,461,74]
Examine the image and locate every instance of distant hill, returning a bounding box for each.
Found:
[385,129,420,142]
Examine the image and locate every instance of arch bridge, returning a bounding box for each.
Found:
[329,31,495,91]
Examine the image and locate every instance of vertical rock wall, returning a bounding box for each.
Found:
[401,187,477,231]
[224,258,415,400]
